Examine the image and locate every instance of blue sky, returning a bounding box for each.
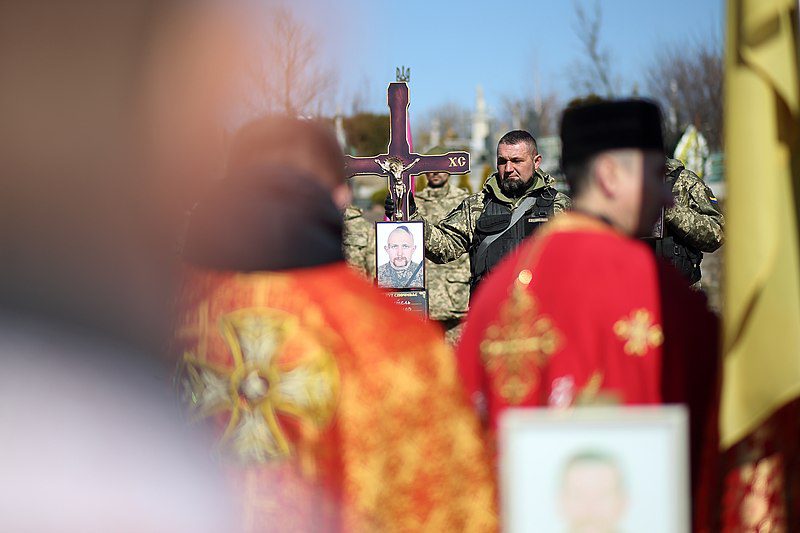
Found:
[289,0,724,119]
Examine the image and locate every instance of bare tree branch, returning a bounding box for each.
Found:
[644,37,723,150]
[245,6,337,117]
[569,0,618,97]
[415,102,471,146]
[498,94,559,138]
[348,74,371,116]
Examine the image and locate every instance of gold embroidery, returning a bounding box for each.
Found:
[739,454,786,531]
[331,287,499,532]
[179,272,499,531]
[180,308,339,462]
[613,308,663,356]
[575,372,603,404]
[574,372,622,406]
[480,282,561,404]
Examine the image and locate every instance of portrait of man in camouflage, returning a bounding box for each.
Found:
[376,222,425,289]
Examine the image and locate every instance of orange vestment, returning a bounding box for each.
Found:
[174,262,497,532]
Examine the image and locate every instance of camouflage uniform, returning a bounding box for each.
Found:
[655,158,724,287]
[415,181,471,344]
[342,205,375,278]
[376,261,424,288]
[414,169,571,291]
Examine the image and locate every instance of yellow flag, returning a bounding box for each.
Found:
[721,0,800,448]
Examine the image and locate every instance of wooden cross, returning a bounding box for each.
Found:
[344,82,471,221]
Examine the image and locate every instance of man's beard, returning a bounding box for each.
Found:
[391,257,409,269]
[498,175,530,197]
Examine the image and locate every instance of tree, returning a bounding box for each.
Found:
[342,113,390,156]
[348,74,372,116]
[569,1,619,97]
[498,93,560,138]
[414,102,471,150]
[644,38,724,151]
[246,6,336,117]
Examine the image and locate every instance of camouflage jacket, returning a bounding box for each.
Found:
[414,169,571,264]
[664,158,724,252]
[415,182,471,321]
[342,205,375,278]
[376,260,424,289]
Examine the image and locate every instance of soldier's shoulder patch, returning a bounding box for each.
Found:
[700,182,719,203]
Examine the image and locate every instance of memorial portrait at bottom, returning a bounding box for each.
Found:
[500,406,690,533]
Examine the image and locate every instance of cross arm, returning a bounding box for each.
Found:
[410,151,471,175]
[344,155,386,178]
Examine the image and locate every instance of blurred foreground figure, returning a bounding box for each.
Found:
[0,1,250,531]
[173,117,497,533]
[457,100,718,514]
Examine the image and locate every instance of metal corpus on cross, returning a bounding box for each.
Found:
[344,82,471,221]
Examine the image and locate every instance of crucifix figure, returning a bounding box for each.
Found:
[344,82,471,222]
[376,156,419,219]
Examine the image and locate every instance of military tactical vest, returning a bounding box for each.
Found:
[469,186,557,292]
[654,170,703,284]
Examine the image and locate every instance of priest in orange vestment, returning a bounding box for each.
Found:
[172,117,497,533]
[456,100,719,505]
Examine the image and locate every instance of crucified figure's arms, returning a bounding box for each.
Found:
[404,158,420,172]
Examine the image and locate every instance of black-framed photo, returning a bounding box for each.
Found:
[500,406,689,533]
[375,221,425,290]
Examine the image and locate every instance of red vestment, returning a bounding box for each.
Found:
[457,213,718,492]
[710,400,800,531]
[174,262,497,533]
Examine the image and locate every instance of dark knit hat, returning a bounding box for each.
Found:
[560,99,664,167]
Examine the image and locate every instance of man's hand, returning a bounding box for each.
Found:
[384,194,396,219]
[384,194,416,219]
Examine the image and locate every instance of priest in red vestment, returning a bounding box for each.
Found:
[173,117,497,533]
[457,100,719,504]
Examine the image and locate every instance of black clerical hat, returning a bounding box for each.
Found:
[560,99,664,167]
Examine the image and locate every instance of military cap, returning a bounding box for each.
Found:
[560,99,664,167]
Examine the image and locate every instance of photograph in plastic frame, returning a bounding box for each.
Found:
[375,221,425,290]
[499,406,689,533]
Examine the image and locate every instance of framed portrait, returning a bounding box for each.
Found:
[374,221,425,290]
[499,406,689,533]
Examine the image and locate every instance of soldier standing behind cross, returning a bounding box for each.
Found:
[414,146,472,344]
[387,130,571,295]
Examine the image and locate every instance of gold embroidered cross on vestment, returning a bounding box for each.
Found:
[613,308,663,356]
[180,308,339,462]
[480,276,561,404]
